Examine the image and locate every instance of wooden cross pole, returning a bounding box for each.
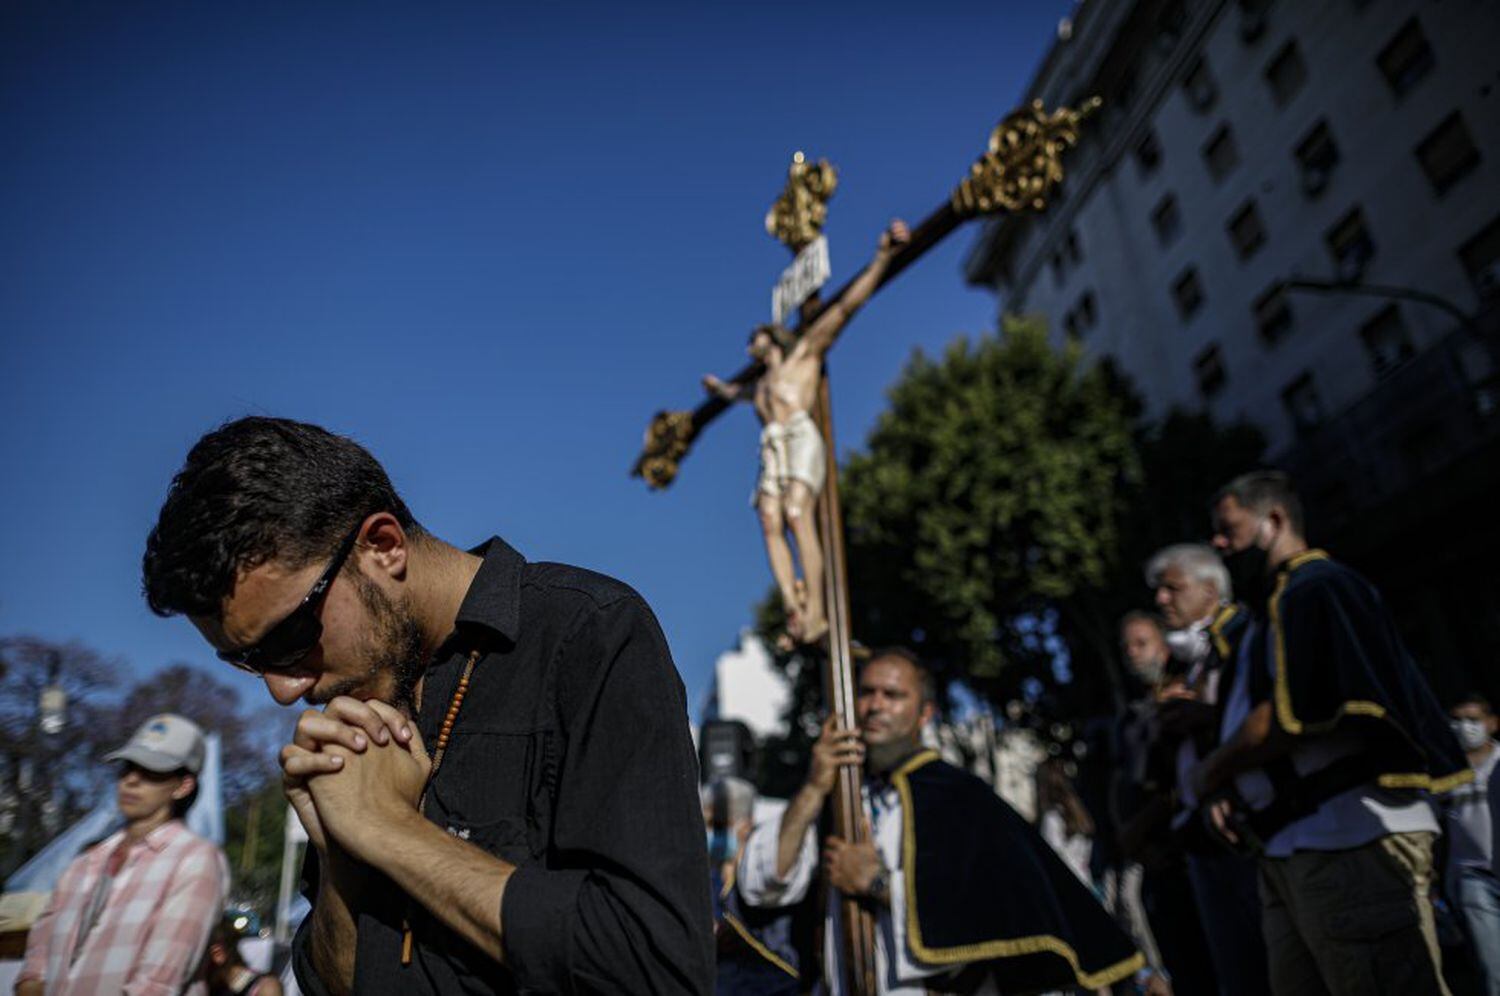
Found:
[636,97,1098,995]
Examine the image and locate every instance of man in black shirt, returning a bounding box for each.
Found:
[141,416,713,995]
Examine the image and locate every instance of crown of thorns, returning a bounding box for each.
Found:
[749,323,797,350]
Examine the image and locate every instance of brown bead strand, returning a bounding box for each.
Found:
[402,648,483,966]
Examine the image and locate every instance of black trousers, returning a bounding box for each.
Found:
[1143,861,1221,995]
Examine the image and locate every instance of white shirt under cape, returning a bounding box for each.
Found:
[736,780,1001,996]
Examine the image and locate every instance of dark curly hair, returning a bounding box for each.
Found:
[142,416,421,618]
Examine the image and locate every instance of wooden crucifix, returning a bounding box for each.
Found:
[636,97,1099,995]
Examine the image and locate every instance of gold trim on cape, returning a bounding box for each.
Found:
[1208,602,1241,661]
[722,913,799,979]
[891,751,1145,989]
[716,858,800,979]
[1268,549,1472,792]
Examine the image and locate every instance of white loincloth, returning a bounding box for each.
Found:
[753,410,826,504]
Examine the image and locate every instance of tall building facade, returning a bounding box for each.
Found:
[965,0,1500,691]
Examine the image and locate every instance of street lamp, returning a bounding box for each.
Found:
[1270,275,1477,334]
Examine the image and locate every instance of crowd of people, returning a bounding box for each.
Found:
[1089,471,1497,996]
[11,417,1495,995]
[707,470,1498,995]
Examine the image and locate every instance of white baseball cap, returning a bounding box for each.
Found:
[103,714,206,775]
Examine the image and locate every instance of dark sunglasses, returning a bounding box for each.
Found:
[217,526,361,675]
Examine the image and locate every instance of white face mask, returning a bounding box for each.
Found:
[1452,718,1490,752]
[1165,626,1211,667]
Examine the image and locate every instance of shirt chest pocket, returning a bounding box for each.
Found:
[429,730,552,865]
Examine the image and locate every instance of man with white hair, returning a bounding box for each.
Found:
[1147,543,1270,996]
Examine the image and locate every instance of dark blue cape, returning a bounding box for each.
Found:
[710,864,802,994]
[891,752,1143,993]
[1247,550,1470,793]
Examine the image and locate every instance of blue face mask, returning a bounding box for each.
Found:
[707,827,738,864]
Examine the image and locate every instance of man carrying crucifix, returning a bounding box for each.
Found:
[703,218,909,645]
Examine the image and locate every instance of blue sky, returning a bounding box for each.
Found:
[1,2,1073,718]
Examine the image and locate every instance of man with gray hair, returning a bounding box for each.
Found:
[1146,543,1231,669]
[1147,543,1270,995]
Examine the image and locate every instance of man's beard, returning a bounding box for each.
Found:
[865,734,922,775]
[310,573,426,713]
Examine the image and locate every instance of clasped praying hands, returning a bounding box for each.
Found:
[279,695,431,862]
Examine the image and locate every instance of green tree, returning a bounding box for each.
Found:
[840,315,1140,702]
[223,777,290,914]
[0,637,120,875]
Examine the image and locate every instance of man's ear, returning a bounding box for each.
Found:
[358,512,411,581]
[920,700,937,727]
[172,773,198,802]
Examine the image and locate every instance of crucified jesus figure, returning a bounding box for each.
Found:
[703,219,910,646]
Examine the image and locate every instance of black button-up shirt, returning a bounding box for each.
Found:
[292,538,713,994]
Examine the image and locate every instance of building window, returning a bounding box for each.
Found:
[1202,124,1240,182]
[1238,0,1271,44]
[1183,58,1218,113]
[1078,290,1096,328]
[1294,120,1340,198]
[1281,372,1325,435]
[1156,0,1189,53]
[1254,284,1294,345]
[1400,421,1447,478]
[1415,112,1480,196]
[1458,215,1500,302]
[1264,40,1308,108]
[1050,251,1065,287]
[1135,129,1163,177]
[1152,194,1182,246]
[1377,18,1435,98]
[1326,208,1376,282]
[1194,345,1227,398]
[1063,290,1099,339]
[1172,268,1205,320]
[1227,200,1267,260]
[1359,305,1415,377]
[1066,228,1083,264]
